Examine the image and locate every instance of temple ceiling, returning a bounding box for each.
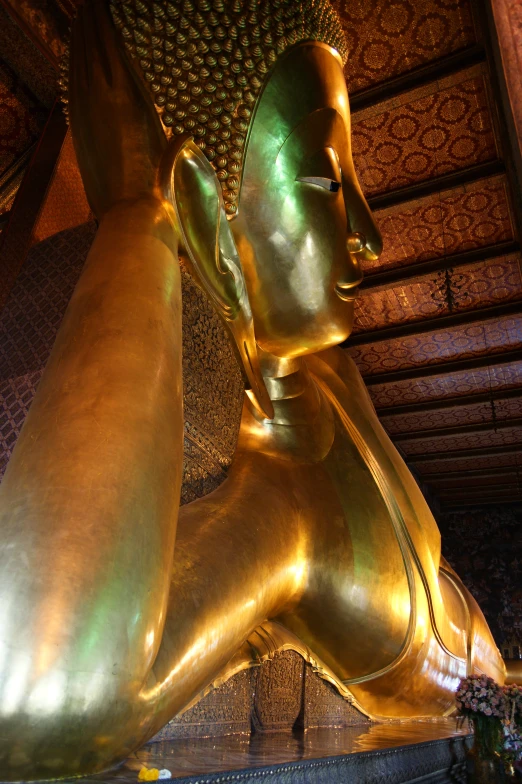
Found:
[0,0,521,511]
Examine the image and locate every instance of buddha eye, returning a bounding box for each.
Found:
[296,146,342,193]
[297,176,341,192]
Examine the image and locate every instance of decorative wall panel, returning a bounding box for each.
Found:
[252,652,304,733]
[351,66,498,197]
[0,222,95,384]
[0,60,46,181]
[0,6,56,109]
[365,175,514,274]
[0,222,93,477]
[32,131,93,245]
[301,666,370,729]
[368,361,522,408]
[1,0,68,63]
[333,0,476,94]
[348,316,522,376]
[0,224,245,505]
[354,253,522,333]
[381,395,522,434]
[177,259,244,506]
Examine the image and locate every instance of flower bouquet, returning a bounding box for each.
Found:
[456,674,507,782]
[502,684,522,775]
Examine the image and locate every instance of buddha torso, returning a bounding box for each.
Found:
[181,346,504,719]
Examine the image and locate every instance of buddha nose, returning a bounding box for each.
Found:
[347,231,366,254]
[337,232,365,291]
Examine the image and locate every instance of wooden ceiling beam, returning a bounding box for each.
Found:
[345,299,522,347]
[441,498,522,508]
[350,44,486,113]
[434,483,521,493]
[443,492,522,500]
[422,466,521,482]
[366,160,505,212]
[376,387,522,417]
[409,443,522,462]
[393,417,522,442]
[437,484,522,496]
[360,241,519,291]
[437,479,522,490]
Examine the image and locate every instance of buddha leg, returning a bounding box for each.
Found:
[0,200,183,780]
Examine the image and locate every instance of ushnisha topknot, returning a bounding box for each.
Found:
[108,0,348,215]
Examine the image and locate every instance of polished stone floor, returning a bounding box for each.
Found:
[75,718,470,783]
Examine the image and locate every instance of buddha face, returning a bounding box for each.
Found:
[230,43,382,359]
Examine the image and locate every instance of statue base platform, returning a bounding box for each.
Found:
[83,720,471,784]
[11,652,471,783]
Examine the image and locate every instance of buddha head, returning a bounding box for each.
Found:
[110,0,382,414]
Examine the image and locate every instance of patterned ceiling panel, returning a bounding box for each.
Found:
[348,315,522,377]
[0,61,46,181]
[334,0,476,94]
[354,253,522,333]
[368,361,522,408]
[401,426,522,456]
[351,66,498,198]
[364,176,514,274]
[412,453,522,474]
[382,395,522,434]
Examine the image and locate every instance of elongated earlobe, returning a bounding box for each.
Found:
[160,137,274,420]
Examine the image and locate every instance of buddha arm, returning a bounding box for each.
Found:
[0,198,183,776]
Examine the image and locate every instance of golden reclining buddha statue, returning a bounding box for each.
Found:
[0,0,506,779]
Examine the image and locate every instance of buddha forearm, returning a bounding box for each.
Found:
[0,199,183,777]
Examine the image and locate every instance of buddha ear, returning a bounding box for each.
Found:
[161,137,273,420]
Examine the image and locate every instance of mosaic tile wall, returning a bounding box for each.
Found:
[439,503,522,647]
[1,0,70,63]
[31,131,92,245]
[0,223,245,504]
[0,5,56,109]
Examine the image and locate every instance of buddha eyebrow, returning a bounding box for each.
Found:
[275,107,343,162]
